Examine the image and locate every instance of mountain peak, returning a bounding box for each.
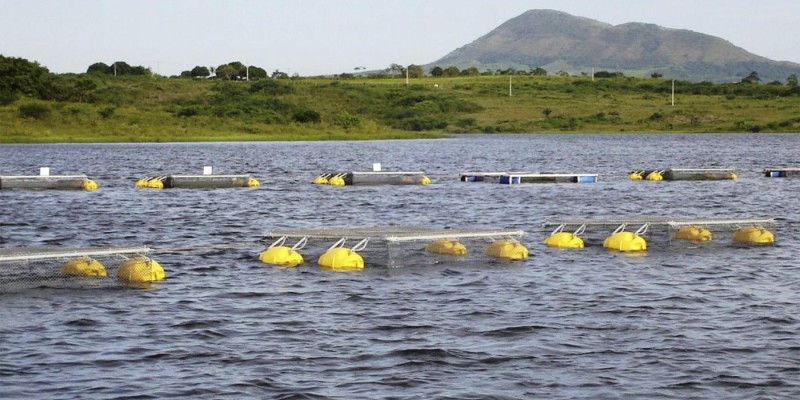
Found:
[427,10,800,82]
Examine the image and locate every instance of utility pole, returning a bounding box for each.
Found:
[509,74,512,97]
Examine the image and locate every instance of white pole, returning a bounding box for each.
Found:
[671,80,675,106]
[509,74,512,97]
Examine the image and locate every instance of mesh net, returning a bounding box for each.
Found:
[0,247,151,293]
[261,226,527,268]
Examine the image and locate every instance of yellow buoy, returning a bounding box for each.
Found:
[425,239,467,256]
[732,226,774,245]
[628,172,643,180]
[82,179,98,191]
[543,232,584,249]
[312,175,329,185]
[485,239,529,260]
[259,246,304,267]
[419,176,431,185]
[673,226,712,242]
[317,248,364,271]
[247,177,260,187]
[61,257,107,277]
[328,175,346,186]
[146,179,164,189]
[117,256,165,283]
[135,178,149,188]
[603,231,647,252]
[645,171,663,181]
[728,172,738,180]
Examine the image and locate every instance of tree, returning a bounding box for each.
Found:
[272,70,289,79]
[407,64,424,78]
[248,66,267,80]
[430,66,444,77]
[787,74,798,88]
[190,66,211,78]
[651,72,663,79]
[531,67,548,76]
[461,67,480,76]
[388,63,404,76]
[216,64,237,80]
[741,71,760,84]
[87,62,110,74]
[443,66,460,77]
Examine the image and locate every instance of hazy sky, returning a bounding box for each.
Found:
[2,0,798,76]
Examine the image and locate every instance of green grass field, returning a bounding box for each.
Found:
[2,74,799,143]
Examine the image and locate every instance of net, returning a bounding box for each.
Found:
[0,246,151,292]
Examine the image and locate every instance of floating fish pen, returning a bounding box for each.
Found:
[763,167,800,178]
[313,171,430,186]
[540,216,776,251]
[629,168,737,181]
[0,246,164,292]
[259,226,528,270]
[460,172,598,184]
[1,167,97,190]
[136,168,259,189]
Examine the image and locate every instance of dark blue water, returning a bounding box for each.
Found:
[1,134,799,399]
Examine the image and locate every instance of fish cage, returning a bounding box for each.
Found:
[460,172,598,184]
[541,216,777,250]
[0,174,97,190]
[260,226,528,269]
[763,167,800,178]
[135,174,258,189]
[0,246,161,292]
[313,171,430,186]
[629,168,737,181]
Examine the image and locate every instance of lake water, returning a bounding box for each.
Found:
[1,134,799,399]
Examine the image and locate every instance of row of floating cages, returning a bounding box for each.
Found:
[7,165,800,191]
[259,226,528,270]
[629,168,737,181]
[460,172,598,184]
[541,217,776,251]
[0,246,165,293]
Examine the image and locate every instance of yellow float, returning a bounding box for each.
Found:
[146,178,164,189]
[485,239,529,260]
[134,178,149,188]
[247,177,260,187]
[732,226,774,245]
[645,171,663,181]
[82,179,98,191]
[259,237,305,267]
[425,239,467,256]
[61,257,107,277]
[117,256,166,283]
[603,226,647,252]
[673,226,712,242]
[328,175,346,186]
[317,238,366,271]
[419,176,431,185]
[318,248,364,271]
[628,172,643,180]
[544,232,584,249]
[312,175,329,185]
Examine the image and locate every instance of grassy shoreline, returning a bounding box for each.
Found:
[3,75,799,144]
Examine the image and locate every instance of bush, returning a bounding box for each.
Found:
[98,106,116,119]
[175,107,200,117]
[18,103,50,119]
[292,109,321,123]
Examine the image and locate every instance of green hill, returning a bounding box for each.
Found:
[2,55,800,143]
